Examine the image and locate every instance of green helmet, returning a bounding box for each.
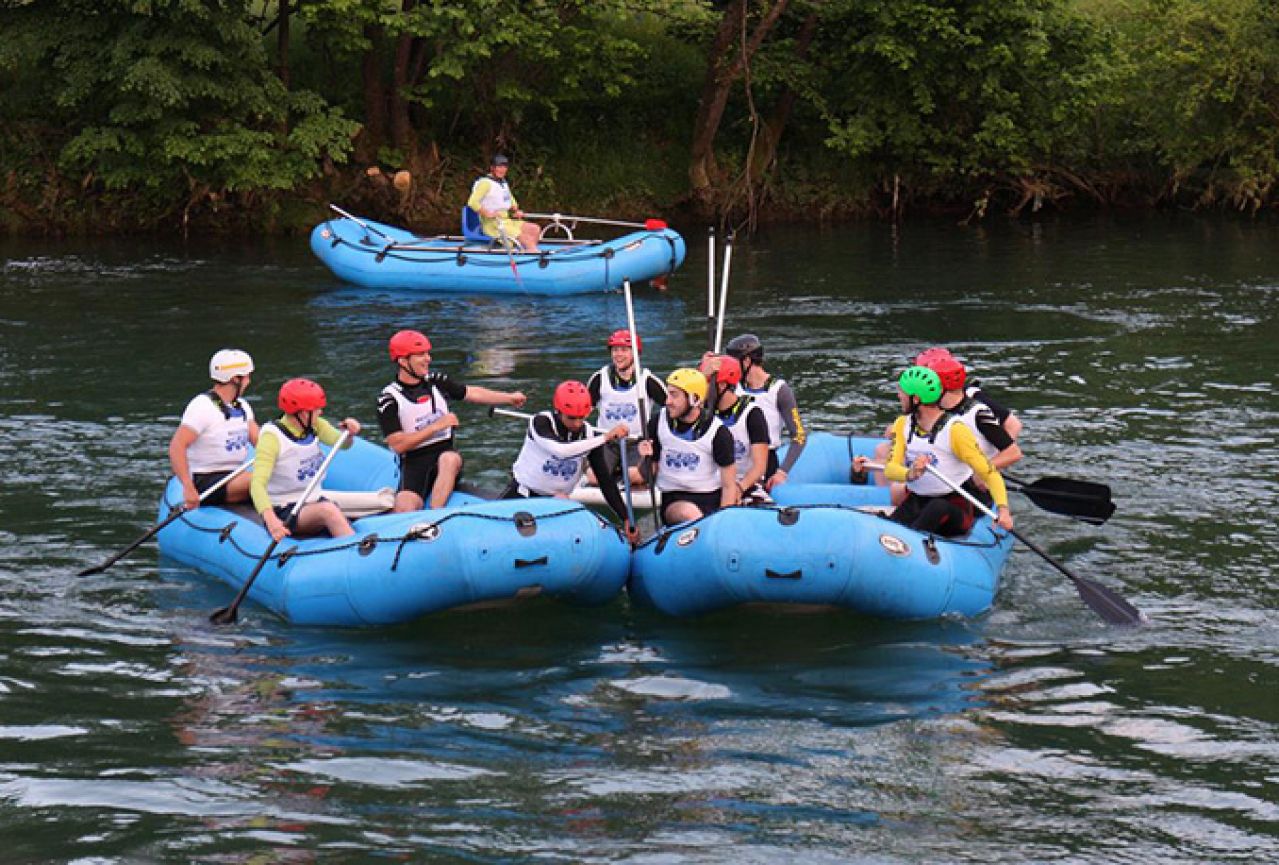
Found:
[898,365,943,405]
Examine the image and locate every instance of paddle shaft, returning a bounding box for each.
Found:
[624,278,662,531]
[523,212,661,229]
[489,407,630,444]
[495,221,525,288]
[910,462,1143,625]
[210,431,351,625]
[78,460,253,576]
[707,227,716,351]
[713,233,733,354]
[618,428,637,530]
[329,204,391,241]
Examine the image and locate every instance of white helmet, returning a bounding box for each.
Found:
[209,349,255,383]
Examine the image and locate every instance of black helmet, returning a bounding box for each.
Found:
[725,333,764,363]
[491,154,510,166]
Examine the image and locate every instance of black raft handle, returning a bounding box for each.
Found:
[515,556,548,569]
[765,568,802,580]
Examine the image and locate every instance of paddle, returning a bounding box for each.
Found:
[522,212,668,231]
[329,204,391,243]
[1005,473,1116,525]
[624,278,662,531]
[904,462,1145,626]
[706,226,716,352]
[489,406,639,440]
[618,430,638,544]
[713,232,734,354]
[210,430,351,626]
[78,460,253,577]
[495,221,525,289]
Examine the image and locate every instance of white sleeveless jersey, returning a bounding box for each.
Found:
[471,176,512,213]
[899,414,974,497]
[180,392,255,473]
[737,377,785,448]
[655,409,724,493]
[595,365,656,427]
[719,400,766,480]
[511,412,592,495]
[382,381,451,449]
[260,422,325,504]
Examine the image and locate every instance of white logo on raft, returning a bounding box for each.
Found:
[879,534,910,557]
[676,529,699,547]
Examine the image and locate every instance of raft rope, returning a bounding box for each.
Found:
[164,492,597,573]
[635,502,1007,553]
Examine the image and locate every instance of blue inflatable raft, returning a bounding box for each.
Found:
[310,211,686,295]
[155,440,631,626]
[628,432,1013,619]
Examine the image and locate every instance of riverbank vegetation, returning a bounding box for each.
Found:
[3,0,1278,235]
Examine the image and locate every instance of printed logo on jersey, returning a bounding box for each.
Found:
[296,451,324,482]
[663,450,702,472]
[601,402,638,423]
[732,439,747,462]
[540,456,580,480]
[413,408,445,432]
[224,430,250,453]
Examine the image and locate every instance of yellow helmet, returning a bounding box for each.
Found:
[666,367,708,403]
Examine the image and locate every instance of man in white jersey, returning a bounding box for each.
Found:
[927,355,1022,494]
[586,329,668,488]
[723,333,806,491]
[699,354,771,505]
[466,154,541,252]
[169,349,260,510]
[637,368,739,524]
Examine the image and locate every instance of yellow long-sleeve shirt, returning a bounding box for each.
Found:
[250,416,345,515]
[467,178,522,240]
[883,414,1009,509]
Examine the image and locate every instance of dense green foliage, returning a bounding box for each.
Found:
[1,0,1277,234]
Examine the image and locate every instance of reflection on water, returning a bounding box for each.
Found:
[1,216,1277,861]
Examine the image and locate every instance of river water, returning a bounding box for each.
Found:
[0,216,1275,862]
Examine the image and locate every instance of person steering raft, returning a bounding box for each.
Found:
[466,154,542,252]
[502,380,639,544]
[251,378,361,542]
[169,349,260,510]
[637,368,738,524]
[853,366,1014,538]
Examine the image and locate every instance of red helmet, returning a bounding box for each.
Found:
[389,329,432,360]
[928,356,967,391]
[914,346,953,367]
[278,378,327,414]
[699,354,742,387]
[553,380,593,417]
[606,329,641,353]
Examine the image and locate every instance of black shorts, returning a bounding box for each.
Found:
[270,496,331,532]
[192,471,235,506]
[595,439,644,481]
[399,447,459,498]
[661,489,723,518]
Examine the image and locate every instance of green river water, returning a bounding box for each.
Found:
[0,215,1275,862]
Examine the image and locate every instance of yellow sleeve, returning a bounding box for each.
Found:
[315,417,343,447]
[883,416,911,483]
[949,422,1009,508]
[250,428,281,514]
[467,180,490,212]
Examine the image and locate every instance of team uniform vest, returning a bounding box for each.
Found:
[901,414,973,497]
[595,365,655,427]
[655,409,724,494]
[718,398,765,481]
[511,412,591,494]
[382,380,452,451]
[471,176,513,215]
[738,377,785,448]
[187,391,254,473]
[260,421,325,504]
[951,396,999,460]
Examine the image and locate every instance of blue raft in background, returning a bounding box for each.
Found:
[310,211,686,295]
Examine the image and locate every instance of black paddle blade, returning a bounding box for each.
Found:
[1073,575,1147,626]
[77,564,105,577]
[209,606,238,625]
[1015,477,1116,525]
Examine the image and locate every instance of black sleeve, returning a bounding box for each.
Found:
[975,389,1011,423]
[377,389,402,437]
[586,370,603,404]
[587,447,630,524]
[430,371,469,401]
[973,407,1014,451]
[530,414,558,440]
[711,426,735,467]
[645,374,668,404]
[745,407,770,444]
